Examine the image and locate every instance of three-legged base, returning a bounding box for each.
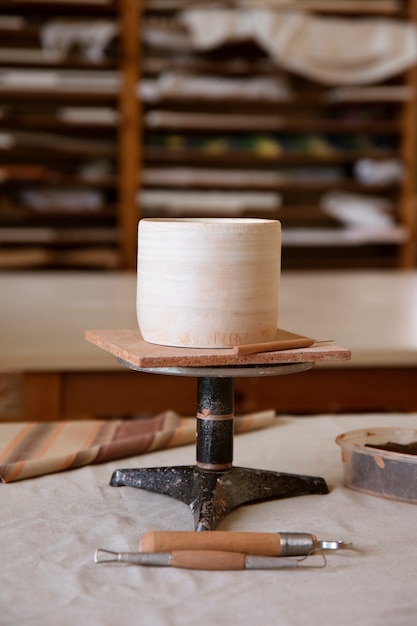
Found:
[110,465,328,531]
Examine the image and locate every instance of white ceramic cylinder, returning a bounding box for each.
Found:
[137,217,281,348]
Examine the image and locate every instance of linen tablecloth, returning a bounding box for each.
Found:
[1,413,416,626]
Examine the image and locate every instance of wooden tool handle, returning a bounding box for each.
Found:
[234,337,314,355]
[171,549,246,570]
[140,531,282,556]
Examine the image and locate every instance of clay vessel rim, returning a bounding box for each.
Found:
[140,217,279,227]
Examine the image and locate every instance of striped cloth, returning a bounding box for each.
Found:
[0,410,275,483]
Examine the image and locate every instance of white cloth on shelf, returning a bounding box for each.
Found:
[142,167,288,187]
[354,158,405,186]
[57,107,119,125]
[139,71,293,102]
[145,110,288,131]
[138,189,281,214]
[142,166,344,187]
[320,190,396,229]
[142,20,194,52]
[0,69,120,93]
[282,226,407,245]
[18,188,104,212]
[41,20,117,62]
[181,9,417,85]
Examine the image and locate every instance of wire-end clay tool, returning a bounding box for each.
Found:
[94,549,326,570]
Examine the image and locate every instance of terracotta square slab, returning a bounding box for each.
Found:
[85,329,351,368]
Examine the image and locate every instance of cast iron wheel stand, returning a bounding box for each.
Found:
[110,361,329,531]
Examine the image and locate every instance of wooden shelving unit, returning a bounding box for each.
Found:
[136,0,417,270]
[0,0,129,269]
[0,0,416,270]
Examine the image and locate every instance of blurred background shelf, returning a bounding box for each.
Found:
[135,0,417,269]
[1,0,417,269]
[0,0,130,269]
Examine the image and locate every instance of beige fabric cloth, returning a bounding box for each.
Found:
[181,9,417,85]
[1,413,417,625]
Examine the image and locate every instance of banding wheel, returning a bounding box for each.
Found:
[110,361,329,531]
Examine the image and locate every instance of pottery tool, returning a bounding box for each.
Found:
[138,530,353,557]
[232,333,333,355]
[232,337,314,355]
[94,549,326,570]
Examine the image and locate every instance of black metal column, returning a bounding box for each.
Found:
[196,377,234,470]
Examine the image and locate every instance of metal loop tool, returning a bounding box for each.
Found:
[94,548,327,571]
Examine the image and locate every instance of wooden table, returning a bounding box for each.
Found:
[2,270,417,420]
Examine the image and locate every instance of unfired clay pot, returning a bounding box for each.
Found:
[137,217,281,348]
